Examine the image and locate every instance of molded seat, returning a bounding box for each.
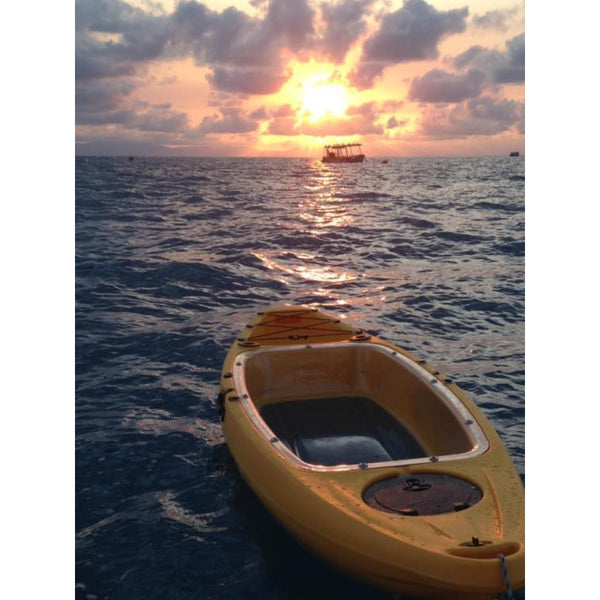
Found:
[261,396,426,466]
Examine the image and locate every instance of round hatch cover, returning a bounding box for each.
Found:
[363,474,482,516]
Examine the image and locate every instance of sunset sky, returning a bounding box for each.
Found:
[75,0,525,157]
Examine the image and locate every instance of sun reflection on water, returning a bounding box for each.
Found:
[252,251,357,285]
[298,195,355,230]
[299,164,355,231]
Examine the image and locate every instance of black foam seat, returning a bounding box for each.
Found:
[261,396,426,467]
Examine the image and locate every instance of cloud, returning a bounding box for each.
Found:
[454,33,524,84]
[264,104,301,135]
[264,0,315,50]
[249,106,269,120]
[380,99,404,112]
[264,100,389,137]
[299,116,383,136]
[317,0,374,63]
[264,103,298,135]
[273,104,296,117]
[171,0,314,93]
[76,0,316,99]
[407,32,525,107]
[127,102,189,132]
[408,68,485,102]
[206,66,290,95]
[267,116,299,135]
[171,3,274,68]
[471,6,521,31]
[76,79,137,121]
[76,82,189,133]
[417,95,524,138]
[350,0,468,89]
[76,0,171,70]
[297,101,384,135]
[197,107,259,134]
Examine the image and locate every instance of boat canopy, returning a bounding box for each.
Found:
[324,143,362,157]
[322,142,365,163]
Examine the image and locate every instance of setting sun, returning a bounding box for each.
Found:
[300,79,350,121]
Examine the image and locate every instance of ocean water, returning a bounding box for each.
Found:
[76,156,525,600]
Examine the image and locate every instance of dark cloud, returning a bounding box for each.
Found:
[172,3,269,67]
[171,0,315,91]
[471,7,520,31]
[407,33,525,108]
[264,0,315,50]
[197,107,259,134]
[76,0,315,99]
[206,66,290,95]
[418,96,524,137]
[76,78,139,125]
[77,83,189,133]
[408,68,485,103]
[350,0,468,89]
[317,0,374,63]
[454,34,524,84]
[76,0,171,68]
[75,53,138,81]
[127,102,189,132]
[249,106,269,120]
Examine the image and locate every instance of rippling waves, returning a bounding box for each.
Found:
[76,156,524,600]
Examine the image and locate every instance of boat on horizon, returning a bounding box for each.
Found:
[322,142,365,163]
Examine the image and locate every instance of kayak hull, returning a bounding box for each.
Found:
[218,306,524,599]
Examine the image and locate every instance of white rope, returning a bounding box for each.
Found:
[496,553,513,600]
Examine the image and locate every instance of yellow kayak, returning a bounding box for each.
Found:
[218,306,524,599]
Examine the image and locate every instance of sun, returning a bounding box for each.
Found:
[300,78,350,121]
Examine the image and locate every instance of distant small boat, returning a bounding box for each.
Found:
[322,143,365,163]
[128,156,135,161]
[382,159,389,164]
[509,151,520,157]
[218,306,525,599]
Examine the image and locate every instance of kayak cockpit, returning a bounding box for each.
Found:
[261,396,426,466]
[232,342,489,470]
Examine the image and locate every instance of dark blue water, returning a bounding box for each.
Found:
[76,156,524,599]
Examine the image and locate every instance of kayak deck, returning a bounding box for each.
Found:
[261,396,426,467]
